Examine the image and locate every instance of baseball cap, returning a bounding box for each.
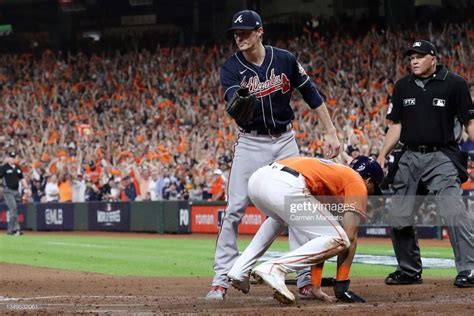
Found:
[227,10,263,32]
[346,145,360,156]
[404,40,437,57]
[349,156,384,195]
[8,151,16,158]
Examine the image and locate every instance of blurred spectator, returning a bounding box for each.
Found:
[133,166,151,201]
[44,175,59,202]
[72,173,86,202]
[189,175,205,201]
[122,176,137,201]
[31,178,44,202]
[148,169,160,201]
[163,182,182,200]
[84,175,100,201]
[58,172,73,202]
[208,169,226,201]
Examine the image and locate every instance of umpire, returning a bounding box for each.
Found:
[377,40,474,288]
[0,151,25,236]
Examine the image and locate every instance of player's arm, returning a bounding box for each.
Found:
[377,81,404,168]
[18,167,27,188]
[289,54,340,158]
[332,211,365,303]
[220,61,254,126]
[220,61,241,103]
[377,121,401,169]
[315,103,340,158]
[455,78,474,141]
[333,182,368,303]
[466,120,474,141]
[337,212,361,276]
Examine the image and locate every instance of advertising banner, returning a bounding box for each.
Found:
[163,200,190,234]
[0,203,27,230]
[88,202,130,231]
[191,204,266,234]
[36,203,74,231]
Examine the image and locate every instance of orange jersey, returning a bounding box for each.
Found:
[279,157,368,216]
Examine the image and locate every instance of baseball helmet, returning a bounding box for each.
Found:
[349,156,384,195]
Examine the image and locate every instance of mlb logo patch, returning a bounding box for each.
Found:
[403,98,416,106]
[387,103,393,114]
[433,98,446,107]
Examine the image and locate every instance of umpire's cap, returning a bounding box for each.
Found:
[405,40,437,57]
[227,10,262,32]
[349,156,384,195]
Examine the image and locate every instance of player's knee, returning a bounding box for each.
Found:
[339,230,351,250]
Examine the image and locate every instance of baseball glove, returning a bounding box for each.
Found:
[334,280,366,303]
[226,86,255,126]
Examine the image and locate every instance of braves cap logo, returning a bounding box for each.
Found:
[234,15,243,23]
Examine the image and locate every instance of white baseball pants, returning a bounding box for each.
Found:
[229,163,350,279]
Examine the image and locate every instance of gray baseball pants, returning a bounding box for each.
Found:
[389,150,474,275]
[4,187,21,234]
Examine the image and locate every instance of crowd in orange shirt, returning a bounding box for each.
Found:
[0,22,472,203]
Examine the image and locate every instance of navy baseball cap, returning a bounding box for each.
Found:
[8,151,16,158]
[350,156,384,195]
[405,40,437,56]
[227,10,262,32]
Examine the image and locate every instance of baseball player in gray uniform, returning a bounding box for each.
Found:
[206,10,341,300]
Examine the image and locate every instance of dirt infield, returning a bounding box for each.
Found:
[0,263,472,315]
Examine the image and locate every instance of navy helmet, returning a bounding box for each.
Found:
[349,156,384,195]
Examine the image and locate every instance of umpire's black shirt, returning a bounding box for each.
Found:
[0,163,23,190]
[387,65,474,146]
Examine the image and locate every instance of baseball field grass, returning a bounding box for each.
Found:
[0,233,456,278]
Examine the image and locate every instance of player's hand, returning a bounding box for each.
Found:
[311,286,337,302]
[324,132,341,159]
[376,154,386,169]
[334,280,365,303]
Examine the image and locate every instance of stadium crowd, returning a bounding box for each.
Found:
[0,21,473,203]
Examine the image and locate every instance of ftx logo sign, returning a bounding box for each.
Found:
[403,98,416,106]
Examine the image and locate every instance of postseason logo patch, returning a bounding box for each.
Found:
[403,98,416,106]
[433,98,446,107]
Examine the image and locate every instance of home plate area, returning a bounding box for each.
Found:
[1,264,472,315]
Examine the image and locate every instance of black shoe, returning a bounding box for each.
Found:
[385,271,423,285]
[321,277,336,287]
[454,270,474,288]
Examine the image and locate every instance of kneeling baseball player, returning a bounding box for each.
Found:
[227,156,383,304]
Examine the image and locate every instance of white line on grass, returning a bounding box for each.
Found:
[44,241,109,248]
